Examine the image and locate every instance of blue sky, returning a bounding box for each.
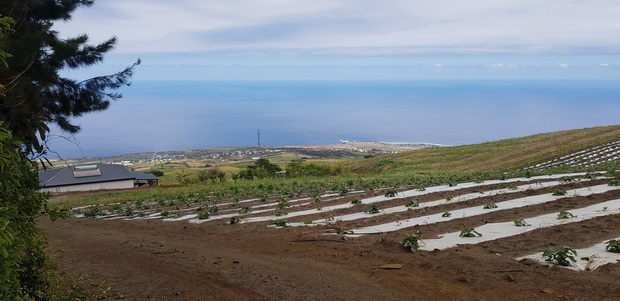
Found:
[53,0,620,81]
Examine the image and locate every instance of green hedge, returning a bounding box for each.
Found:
[0,124,49,300]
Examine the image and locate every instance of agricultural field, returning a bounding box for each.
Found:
[40,126,620,300]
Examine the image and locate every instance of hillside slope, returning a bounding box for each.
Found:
[346,125,620,174]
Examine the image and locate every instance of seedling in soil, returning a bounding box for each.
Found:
[160,211,169,217]
[401,234,423,252]
[325,216,335,221]
[459,228,482,237]
[405,199,419,208]
[84,205,106,217]
[384,189,398,197]
[513,219,530,227]
[273,211,288,216]
[197,212,210,220]
[543,246,577,266]
[335,228,354,235]
[446,196,453,201]
[552,189,568,196]
[605,239,620,253]
[365,204,383,214]
[351,199,363,205]
[508,184,518,190]
[229,216,241,224]
[272,220,288,227]
[303,219,313,224]
[276,200,289,209]
[124,208,134,217]
[483,203,498,209]
[416,186,426,192]
[238,206,252,214]
[557,211,576,219]
[209,206,219,213]
[441,212,452,217]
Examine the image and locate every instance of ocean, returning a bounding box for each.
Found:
[46,80,620,159]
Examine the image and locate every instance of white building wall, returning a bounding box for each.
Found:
[41,180,135,193]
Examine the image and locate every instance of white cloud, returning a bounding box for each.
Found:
[53,0,620,55]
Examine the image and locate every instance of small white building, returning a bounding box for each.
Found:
[39,164,157,193]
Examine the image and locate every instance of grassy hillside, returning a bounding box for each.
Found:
[346,125,620,175]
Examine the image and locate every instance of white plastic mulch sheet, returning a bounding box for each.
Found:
[345,184,618,237]
[413,199,620,251]
[517,238,620,271]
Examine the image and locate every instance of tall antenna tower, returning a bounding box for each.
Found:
[258,129,261,147]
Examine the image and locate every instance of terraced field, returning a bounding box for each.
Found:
[43,171,620,300]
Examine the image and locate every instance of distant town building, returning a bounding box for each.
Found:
[38,164,158,193]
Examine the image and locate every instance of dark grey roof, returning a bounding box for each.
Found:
[39,164,157,188]
[130,171,158,181]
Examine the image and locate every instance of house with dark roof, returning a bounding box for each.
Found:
[39,164,158,193]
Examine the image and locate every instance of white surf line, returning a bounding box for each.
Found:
[346,184,619,237]
[226,173,594,225]
[517,238,620,271]
[415,199,620,251]
[289,180,566,227]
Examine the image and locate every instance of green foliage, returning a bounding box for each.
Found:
[146,170,164,177]
[404,199,419,207]
[197,212,210,220]
[285,161,332,178]
[335,228,354,235]
[175,170,191,185]
[401,234,423,252]
[384,189,398,197]
[543,246,577,266]
[513,219,530,227]
[483,203,498,209]
[552,189,568,196]
[229,216,241,224]
[272,220,288,227]
[441,212,452,217]
[605,239,620,253]
[364,204,382,214]
[557,211,576,219]
[0,124,50,299]
[273,211,287,216]
[459,228,482,237]
[1,1,140,153]
[238,206,252,214]
[238,159,282,180]
[83,205,105,217]
[350,198,363,205]
[197,168,226,183]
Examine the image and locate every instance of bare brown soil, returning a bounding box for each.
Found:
[40,179,620,301]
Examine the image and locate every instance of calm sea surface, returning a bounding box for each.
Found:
[47,80,620,159]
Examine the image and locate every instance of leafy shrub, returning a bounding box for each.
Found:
[401,234,423,252]
[513,219,530,226]
[557,211,576,219]
[335,228,354,235]
[364,204,382,214]
[459,228,482,237]
[552,189,567,196]
[146,170,164,177]
[605,239,620,253]
[238,206,252,214]
[384,189,398,197]
[272,220,288,227]
[543,246,577,266]
[483,203,498,209]
[405,199,419,207]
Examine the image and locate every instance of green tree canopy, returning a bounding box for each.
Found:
[0,0,140,154]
